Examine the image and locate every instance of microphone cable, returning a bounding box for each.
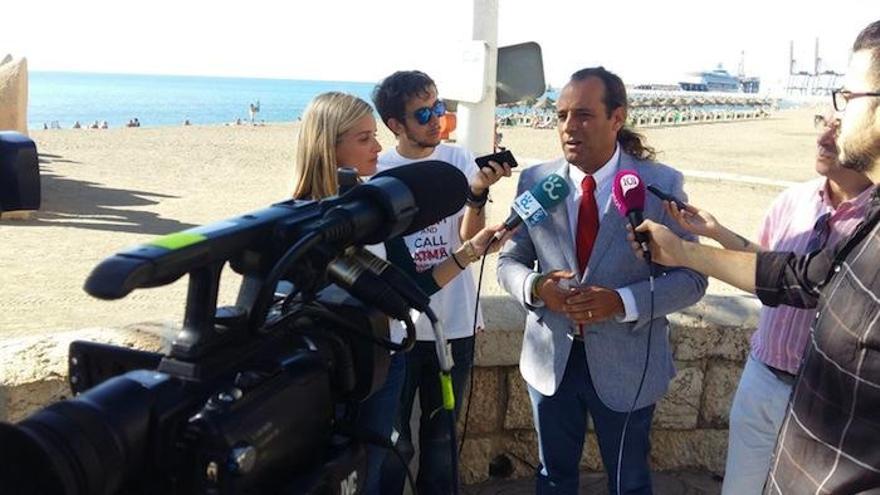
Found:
[457,236,498,459]
[424,308,462,495]
[615,258,656,495]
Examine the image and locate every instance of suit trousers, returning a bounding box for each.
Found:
[527,343,655,495]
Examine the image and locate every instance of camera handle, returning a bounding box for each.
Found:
[158,261,254,381]
[170,261,225,359]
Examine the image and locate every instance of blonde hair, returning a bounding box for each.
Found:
[292,92,375,200]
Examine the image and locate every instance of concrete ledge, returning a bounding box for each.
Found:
[0,210,36,220]
[475,293,760,368]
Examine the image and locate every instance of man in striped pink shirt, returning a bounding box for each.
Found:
[667,114,874,494]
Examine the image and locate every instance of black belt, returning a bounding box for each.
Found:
[766,364,797,385]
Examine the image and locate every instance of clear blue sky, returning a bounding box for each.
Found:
[2,0,874,89]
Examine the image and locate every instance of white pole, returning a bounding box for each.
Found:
[456,0,498,157]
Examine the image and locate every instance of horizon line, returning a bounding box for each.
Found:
[29,68,380,85]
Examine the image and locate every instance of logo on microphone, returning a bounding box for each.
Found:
[512,191,548,227]
[618,173,640,197]
[542,174,566,201]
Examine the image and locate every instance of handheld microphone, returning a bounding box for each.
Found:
[498,173,571,237]
[611,170,650,261]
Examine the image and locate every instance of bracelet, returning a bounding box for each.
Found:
[465,188,489,208]
[461,240,480,263]
[450,251,467,270]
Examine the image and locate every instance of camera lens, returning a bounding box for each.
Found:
[0,371,164,495]
[0,421,68,494]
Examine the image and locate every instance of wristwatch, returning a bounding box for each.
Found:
[531,273,546,301]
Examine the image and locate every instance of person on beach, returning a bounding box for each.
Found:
[249,100,260,124]
[629,20,880,493]
[496,66,707,494]
[372,70,513,495]
[290,91,512,495]
[664,113,873,495]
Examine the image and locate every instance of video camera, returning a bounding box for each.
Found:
[0,161,467,495]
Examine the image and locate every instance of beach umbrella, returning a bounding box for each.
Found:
[532,96,556,110]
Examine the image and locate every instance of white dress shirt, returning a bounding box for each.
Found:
[528,144,639,322]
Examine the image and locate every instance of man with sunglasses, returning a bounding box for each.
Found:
[372,70,511,495]
[632,20,880,493]
[657,113,873,494]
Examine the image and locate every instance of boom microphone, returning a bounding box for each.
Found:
[611,170,650,261]
[372,160,468,238]
[84,161,467,301]
[318,160,469,246]
[500,173,571,234]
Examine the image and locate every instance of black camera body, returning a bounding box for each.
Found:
[0,161,469,495]
[4,292,390,495]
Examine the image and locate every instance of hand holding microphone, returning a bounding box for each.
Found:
[465,223,515,258]
[496,173,572,239]
[626,221,689,268]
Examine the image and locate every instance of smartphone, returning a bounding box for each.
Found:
[647,184,688,210]
[475,149,518,171]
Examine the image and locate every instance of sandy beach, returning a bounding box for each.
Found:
[1,107,824,338]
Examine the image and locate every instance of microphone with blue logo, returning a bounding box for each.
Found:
[495,173,571,239]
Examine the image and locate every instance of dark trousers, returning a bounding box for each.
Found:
[380,336,475,495]
[355,352,406,495]
[528,344,655,495]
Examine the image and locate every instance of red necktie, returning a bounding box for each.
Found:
[576,175,599,274]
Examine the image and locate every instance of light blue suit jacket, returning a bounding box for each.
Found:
[497,152,708,412]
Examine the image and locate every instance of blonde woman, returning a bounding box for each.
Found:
[292,92,510,495]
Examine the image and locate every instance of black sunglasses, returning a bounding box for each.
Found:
[410,100,447,125]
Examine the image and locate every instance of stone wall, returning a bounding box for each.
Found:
[0,55,28,135]
[0,324,168,422]
[0,294,759,485]
[457,293,759,484]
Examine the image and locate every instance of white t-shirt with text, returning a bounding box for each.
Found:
[377,144,484,341]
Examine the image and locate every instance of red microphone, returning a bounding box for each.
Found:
[611,170,650,261]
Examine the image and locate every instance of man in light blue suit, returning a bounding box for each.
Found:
[497,67,707,494]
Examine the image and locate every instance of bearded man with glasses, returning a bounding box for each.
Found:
[655,111,873,494]
[631,20,880,493]
[371,70,512,495]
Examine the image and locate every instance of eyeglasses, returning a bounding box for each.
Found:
[813,114,841,132]
[832,88,880,112]
[410,100,447,125]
